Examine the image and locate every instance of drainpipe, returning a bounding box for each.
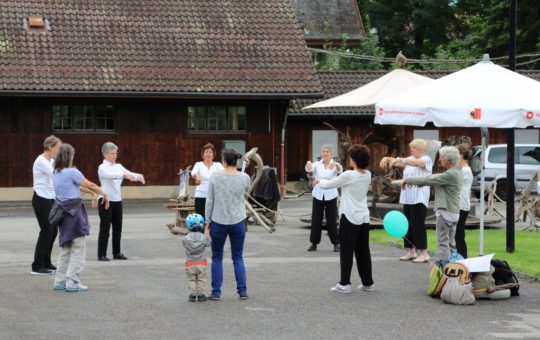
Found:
[280,100,292,197]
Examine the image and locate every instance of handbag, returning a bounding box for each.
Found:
[48,200,65,226]
[440,278,475,305]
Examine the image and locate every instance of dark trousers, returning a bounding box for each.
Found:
[403,203,428,250]
[195,197,206,217]
[32,192,57,271]
[338,216,373,286]
[98,201,123,257]
[310,197,338,245]
[455,209,469,258]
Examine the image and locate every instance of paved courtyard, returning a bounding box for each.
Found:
[0,196,539,339]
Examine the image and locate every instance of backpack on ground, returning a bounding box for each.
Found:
[491,259,520,296]
[428,260,447,297]
[440,262,475,305]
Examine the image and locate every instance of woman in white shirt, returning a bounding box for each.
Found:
[380,139,433,263]
[317,144,374,294]
[305,144,342,252]
[97,142,145,261]
[191,143,224,217]
[31,135,62,275]
[456,145,473,258]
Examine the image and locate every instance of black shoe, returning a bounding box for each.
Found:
[239,295,249,300]
[208,295,221,301]
[334,244,340,252]
[189,294,197,302]
[307,244,317,251]
[45,263,57,271]
[113,253,128,260]
[31,267,54,275]
[98,256,111,262]
[197,294,208,302]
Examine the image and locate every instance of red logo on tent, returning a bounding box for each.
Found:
[526,111,534,119]
[470,108,481,120]
[378,108,384,116]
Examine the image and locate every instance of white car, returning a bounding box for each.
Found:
[469,144,540,199]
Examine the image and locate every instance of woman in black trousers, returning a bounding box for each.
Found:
[31,135,62,275]
[305,144,342,252]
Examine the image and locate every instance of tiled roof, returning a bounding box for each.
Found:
[0,0,322,96]
[290,0,365,43]
[291,69,540,116]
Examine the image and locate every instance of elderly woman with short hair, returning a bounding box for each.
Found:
[402,146,464,260]
[305,144,343,252]
[97,142,145,261]
[31,135,62,275]
[381,139,432,263]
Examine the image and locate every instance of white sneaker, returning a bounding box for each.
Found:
[330,283,351,294]
[66,279,88,292]
[357,284,375,292]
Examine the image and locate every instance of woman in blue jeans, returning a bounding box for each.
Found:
[205,148,251,300]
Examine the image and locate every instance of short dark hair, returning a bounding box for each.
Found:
[54,143,75,173]
[457,144,471,161]
[221,148,242,167]
[201,143,216,158]
[348,144,370,169]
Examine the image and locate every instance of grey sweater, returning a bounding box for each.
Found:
[405,166,463,214]
[205,171,251,225]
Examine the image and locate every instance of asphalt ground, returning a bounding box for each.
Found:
[0,196,539,340]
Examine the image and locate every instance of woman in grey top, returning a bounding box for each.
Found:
[403,146,463,260]
[205,149,251,300]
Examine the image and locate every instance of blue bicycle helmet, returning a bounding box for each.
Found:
[185,213,205,230]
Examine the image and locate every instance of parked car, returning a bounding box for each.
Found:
[469,144,540,200]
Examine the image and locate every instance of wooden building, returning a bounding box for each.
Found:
[0,0,323,198]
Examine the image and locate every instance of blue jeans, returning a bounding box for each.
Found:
[210,221,247,297]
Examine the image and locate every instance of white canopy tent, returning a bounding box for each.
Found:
[303,69,433,109]
[375,55,540,254]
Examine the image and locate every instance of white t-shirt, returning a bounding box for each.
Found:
[319,170,371,225]
[459,166,473,211]
[32,155,55,199]
[191,161,224,198]
[98,160,141,202]
[399,155,433,207]
[306,159,341,201]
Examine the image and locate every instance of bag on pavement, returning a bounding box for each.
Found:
[491,259,520,296]
[440,277,475,305]
[428,260,447,297]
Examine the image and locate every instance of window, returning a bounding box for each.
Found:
[53,105,116,132]
[187,106,246,133]
[488,147,507,164]
[518,146,540,165]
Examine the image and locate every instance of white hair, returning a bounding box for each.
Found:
[439,146,460,165]
[321,144,333,153]
[101,142,118,156]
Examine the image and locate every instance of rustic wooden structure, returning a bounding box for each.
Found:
[515,171,540,231]
[164,167,195,235]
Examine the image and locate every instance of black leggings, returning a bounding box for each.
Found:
[98,200,123,257]
[32,192,57,270]
[338,216,373,287]
[310,197,338,245]
[403,203,428,250]
[194,197,206,217]
[455,210,469,258]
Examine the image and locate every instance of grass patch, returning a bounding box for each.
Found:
[370,229,540,280]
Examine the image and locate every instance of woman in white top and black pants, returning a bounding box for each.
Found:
[305,144,342,252]
[317,144,374,293]
[191,143,224,217]
[97,142,145,261]
[31,135,62,275]
[381,139,433,263]
[456,145,473,258]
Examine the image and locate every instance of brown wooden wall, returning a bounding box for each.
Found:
[286,117,539,180]
[0,97,287,187]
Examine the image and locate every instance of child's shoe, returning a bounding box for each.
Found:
[330,283,351,294]
[197,294,208,302]
[53,283,66,291]
[188,294,197,302]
